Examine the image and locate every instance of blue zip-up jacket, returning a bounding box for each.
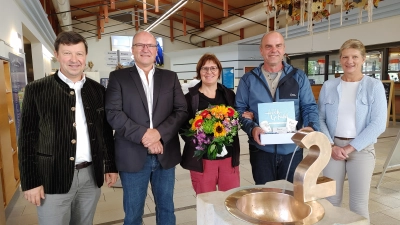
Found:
[318,76,387,151]
[235,62,319,155]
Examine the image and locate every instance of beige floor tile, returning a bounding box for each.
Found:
[178,221,197,225]
[368,199,392,214]
[381,207,400,220]
[173,195,196,209]
[15,213,38,225]
[6,205,24,218]
[176,209,197,224]
[5,217,19,225]
[370,212,400,225]
[369,186,398,196]
[93,208,125,224]
[174,189,196,198]
[21,204,37,216]
[142,216,156,225]
[369,195,400,209]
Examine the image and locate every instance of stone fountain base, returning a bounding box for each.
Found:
[197,180,368,225]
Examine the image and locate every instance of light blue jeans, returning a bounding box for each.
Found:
[323,138,375,220]
[120,154,176,225]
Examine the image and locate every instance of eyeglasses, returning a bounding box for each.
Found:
[133,43,157,49]
[201,66,218,73]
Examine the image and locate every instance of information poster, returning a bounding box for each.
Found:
[222,67,234,89]
[9,53,27,137]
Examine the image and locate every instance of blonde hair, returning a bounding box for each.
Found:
[339,39,366,58]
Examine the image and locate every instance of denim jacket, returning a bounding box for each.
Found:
[318,76,387,151]
[235,62,319,155]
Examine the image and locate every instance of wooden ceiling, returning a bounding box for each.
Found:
[42,0,263,42]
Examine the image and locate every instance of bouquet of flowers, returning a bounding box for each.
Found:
[184,105,240,160]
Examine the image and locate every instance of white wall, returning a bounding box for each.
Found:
[77,18,199,80]
[166,44,263,88]
[284,15,400,55]
[0,0,55,79]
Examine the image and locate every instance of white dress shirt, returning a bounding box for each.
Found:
[135,64,155,128]
[58,71,92,164]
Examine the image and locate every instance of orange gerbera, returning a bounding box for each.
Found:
[191,115,203,130]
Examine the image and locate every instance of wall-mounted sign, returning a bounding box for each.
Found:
[222,67,234,89]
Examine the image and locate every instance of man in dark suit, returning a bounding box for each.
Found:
[105,31,187,225]
[18,31,118,225]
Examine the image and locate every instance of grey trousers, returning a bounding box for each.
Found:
[37,165,101,225]
[323,138,375,220]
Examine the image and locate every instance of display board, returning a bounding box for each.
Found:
[382,80,396,127]
[376,129,400,188]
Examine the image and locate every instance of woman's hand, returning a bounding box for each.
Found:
[331,145,348,160]
[242,111,254,120]
[343,145,356,155]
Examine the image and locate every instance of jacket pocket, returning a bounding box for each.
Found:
[36,152,52,157]
[279,77,299,99]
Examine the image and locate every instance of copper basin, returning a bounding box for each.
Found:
[225,188,325,224]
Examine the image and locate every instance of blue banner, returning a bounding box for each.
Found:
[222,67,234,89]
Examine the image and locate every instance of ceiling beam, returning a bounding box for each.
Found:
[110,0,115,9]
[205,0,244,15]
[183,7,221,24]
[223,0,228,17]
[71,1,103,9]
[199,0,204,28]
[103,0,109,23]
[158,0,221,23]
[155,0,159,12]
[182,9,186,36]
[170,19,174,42]
[143,0,148,23]
[170,18,199,29]
[73,4,200,29]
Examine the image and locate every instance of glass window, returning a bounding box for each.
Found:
[389,47,400,82]
[307,56,325,85]
[363,51,381,80]
[328,54,341,80]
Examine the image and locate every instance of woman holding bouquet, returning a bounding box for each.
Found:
[180,53,248,195]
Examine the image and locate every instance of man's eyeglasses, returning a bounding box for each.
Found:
[201,66,218,73]
[133,43,157,49]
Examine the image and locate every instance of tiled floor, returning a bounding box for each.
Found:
[6,124,400,225]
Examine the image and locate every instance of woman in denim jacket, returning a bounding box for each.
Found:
[318,39,387,220]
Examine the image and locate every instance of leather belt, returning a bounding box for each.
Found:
[75,161,92,170]
[334,136,354,141]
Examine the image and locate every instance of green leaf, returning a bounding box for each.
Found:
[193,150,205,161]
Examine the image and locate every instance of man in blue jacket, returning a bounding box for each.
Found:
[235,31,319,184]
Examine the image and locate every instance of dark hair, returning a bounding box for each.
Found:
[54,31,88,54]
[195,53,222,79]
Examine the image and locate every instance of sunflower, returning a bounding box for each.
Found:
[210,105,229,118]
[213,121,226,137]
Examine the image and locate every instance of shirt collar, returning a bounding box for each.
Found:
[134,64,155,76]
[57,70,86,88]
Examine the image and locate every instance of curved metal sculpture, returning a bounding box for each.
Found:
[225,131,336,224]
